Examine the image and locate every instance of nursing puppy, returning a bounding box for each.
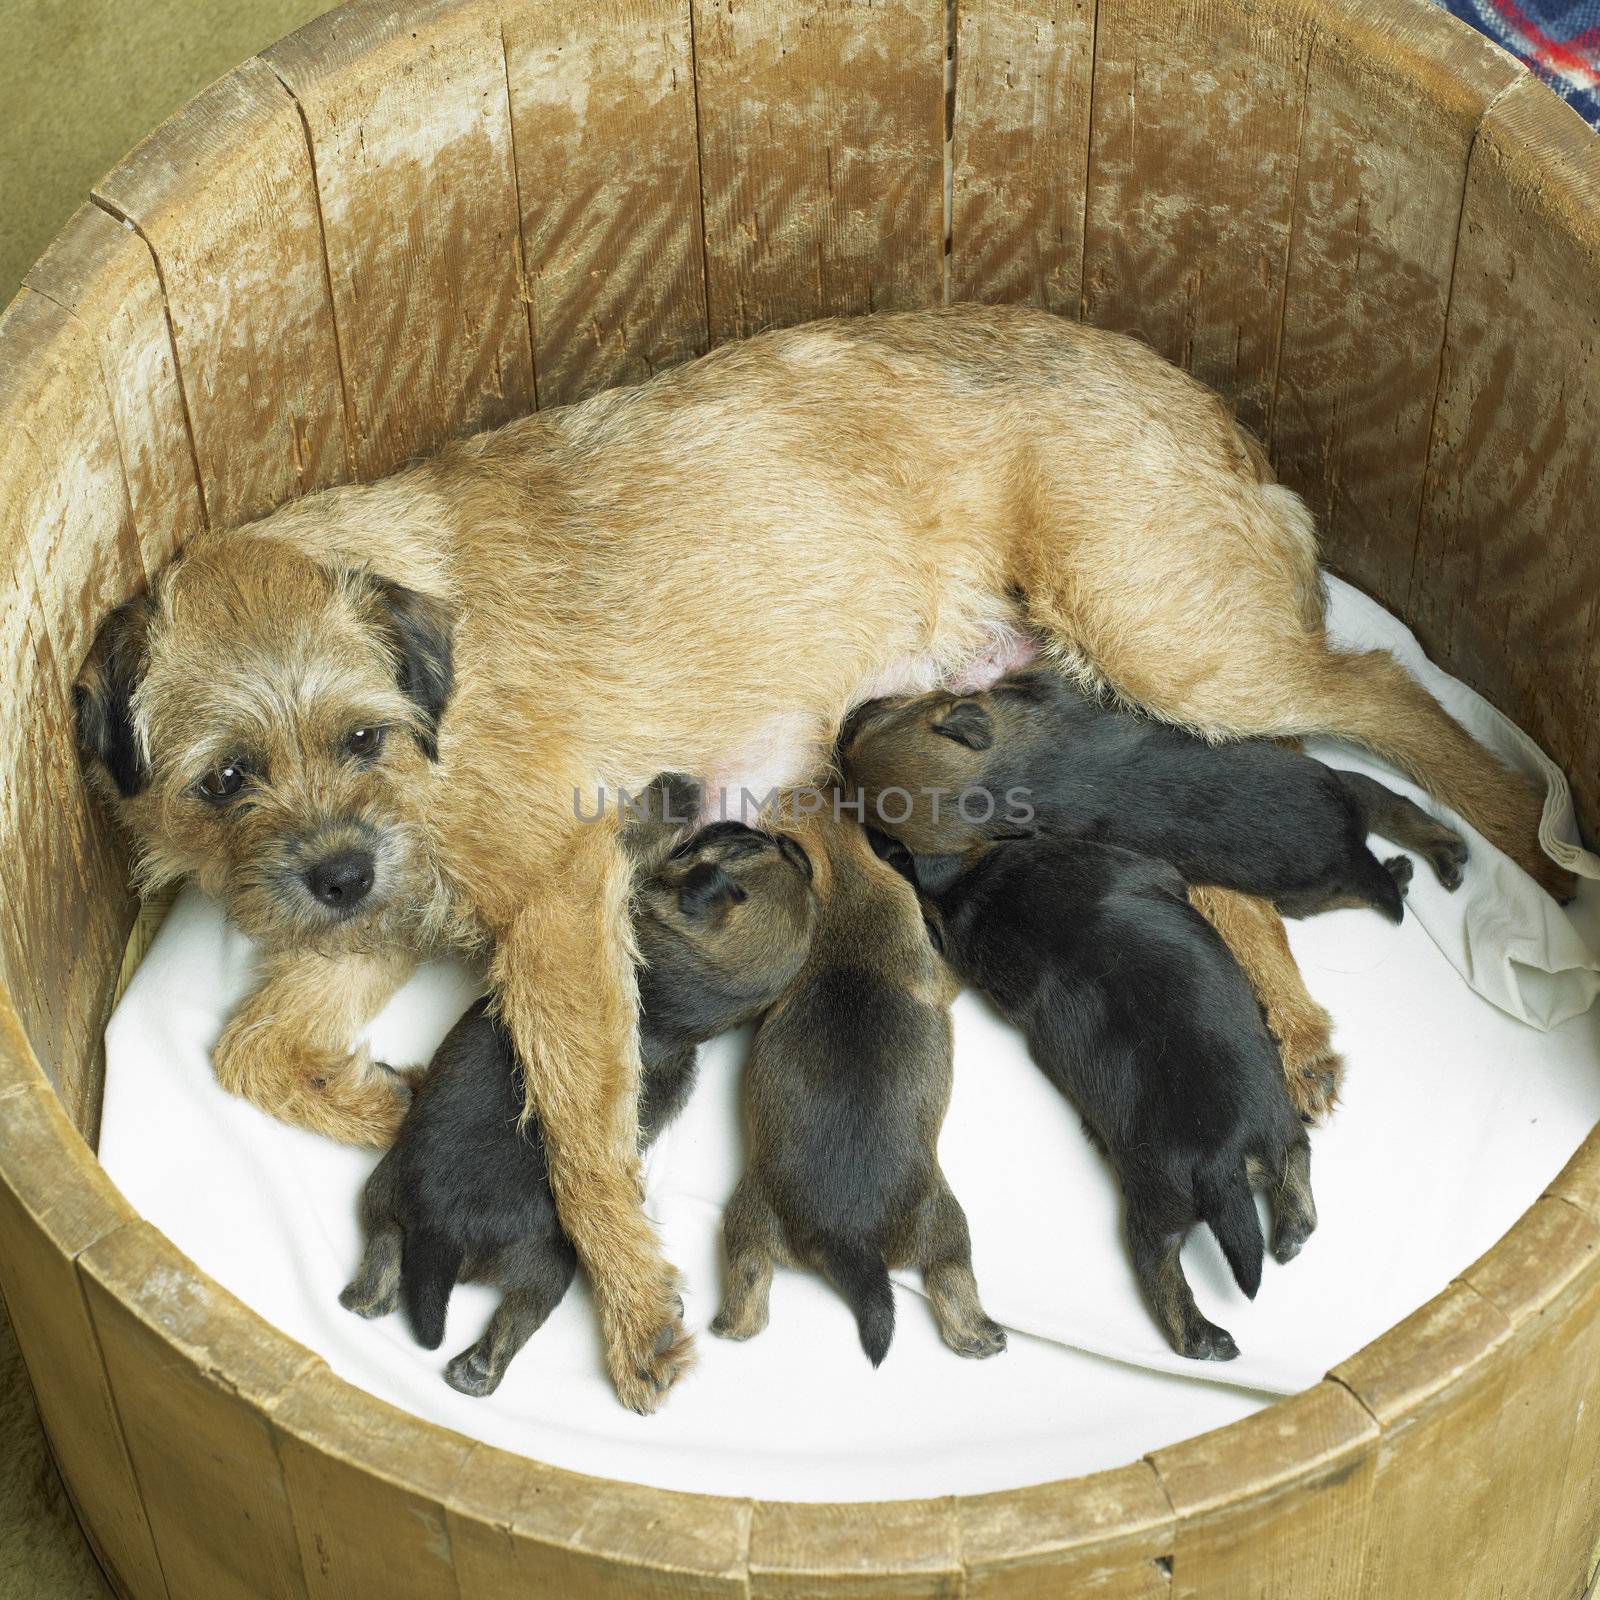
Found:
[76,305,1551,1411]
[841,669,1469,920]
[712,809,1004,1366]
[906,836,1317,1361]
[343,799,818,1398]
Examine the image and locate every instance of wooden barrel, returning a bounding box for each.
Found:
[2,2,1597,1594]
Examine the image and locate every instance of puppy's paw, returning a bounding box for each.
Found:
[1423,832,1468,891]
[1384,854,1414,895]
[339,1279,398,1319]
[710,1301,768,1342]
[1179,1322,1239,1363]
[445,1343,505,1398]
[945,1318,1008,1360]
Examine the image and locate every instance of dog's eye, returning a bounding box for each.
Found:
[345,725,387,760]
[196,762,251,805]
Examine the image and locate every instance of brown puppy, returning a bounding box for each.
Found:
[75,305,1555,1411]
[711,807,1004,1366]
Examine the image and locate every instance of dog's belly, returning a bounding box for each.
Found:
[700,619,1043,822]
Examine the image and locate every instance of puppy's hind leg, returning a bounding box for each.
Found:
[1125,1192,1238,1362]
[710,1179,780,1343]
[1337,770,1469,890]
[340,1222,403,1319]
[446,1241,579,1397]
[1266,1139,1317,1265]
[915,1180,1006,1359]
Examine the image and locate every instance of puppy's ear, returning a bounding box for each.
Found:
[931,700,993,751]
[911,852,965,896]
[678,861,747,918]
[74,596,155,797]
[365,577,454,760]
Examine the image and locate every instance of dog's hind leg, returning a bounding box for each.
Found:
[1019,481,1563,897]
[1187,886,1343,1124]
[1125,1192,1238,1362]
[445,1243,578,1397]
[710,1179,780,1342]
[915,1180,1006,1359]
[340,1223,403,1319]
[1336,770,1469,890]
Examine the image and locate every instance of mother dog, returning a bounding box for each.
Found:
[74,305,1557,1412]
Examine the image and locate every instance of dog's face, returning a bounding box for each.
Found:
[75,537,454,949]
[635,821,818,1008]
[838,681,1025,853]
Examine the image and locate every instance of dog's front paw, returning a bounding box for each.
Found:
[1269,1000,1344,1126]
[339,1278,398,1319]
[946,1318,1008,1360]
[606,1277,695,1414]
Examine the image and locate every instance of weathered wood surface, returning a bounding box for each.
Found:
[24,202,206,576]
[500,0,709,409]
[265,0,535,480]
[94,57,349,529]
[0,1071,167,1600]
[1410,76,1600,836]
[949,0,1097,316]
[1268,7,1521,607]
[691,0,946,344]
[1082,0,1316,441]
[0,0,1599,1596]
[79,1222,320,1600]
[0,288,139,1122]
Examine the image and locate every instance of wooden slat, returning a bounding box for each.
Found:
[0,289,139,1121]
[1269,7,1521,605]
[275,1367,473,1600]
[1458,1197,1600,1600]
[94,57,350,529]
[0,1072,168,1600]
[1148,1382,1376,1599]
[1410,76,1600,835]
[264,0,535,479]
[691,0,946,344]
[747,1499,960,1598]
[958,1460,1174,1598]
[25,202,207,575]
[1332,1282,1516,1600]
[1548,1125,1600,1222]
[1082,0,1315,437]
[449,1445,751,1597]
[500,0,708,408]
[949,0,1097,316]
[79,1223,319,1600]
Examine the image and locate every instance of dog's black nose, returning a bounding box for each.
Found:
[305,848,375,909]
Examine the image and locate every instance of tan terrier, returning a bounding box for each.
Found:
[75,304,1560,1412]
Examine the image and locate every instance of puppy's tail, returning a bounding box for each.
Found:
[400,1226,463,1350]
[1196,1167,1264,1300]
[819,1240,896,1366]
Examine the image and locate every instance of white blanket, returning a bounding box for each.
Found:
[98,577,1600,1499]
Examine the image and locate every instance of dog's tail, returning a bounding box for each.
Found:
[819,1239,896,1366]
[400,1226,463,1350]
[1195,1166,1264,1300]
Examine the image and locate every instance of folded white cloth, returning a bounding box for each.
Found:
[98,579,1600,1499]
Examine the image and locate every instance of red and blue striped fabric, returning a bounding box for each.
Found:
[1438,0,1600,125]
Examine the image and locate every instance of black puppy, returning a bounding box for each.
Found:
[340,785,818,1398]
[906,834,1317,1361]
[711,810,1005,1367]
[841,669,1468,920]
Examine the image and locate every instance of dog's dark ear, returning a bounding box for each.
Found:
[367,578,454,760]
[74,596,155,797]
[931,700,993,751]
[911,852,965,897]
[678,861,747,918]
